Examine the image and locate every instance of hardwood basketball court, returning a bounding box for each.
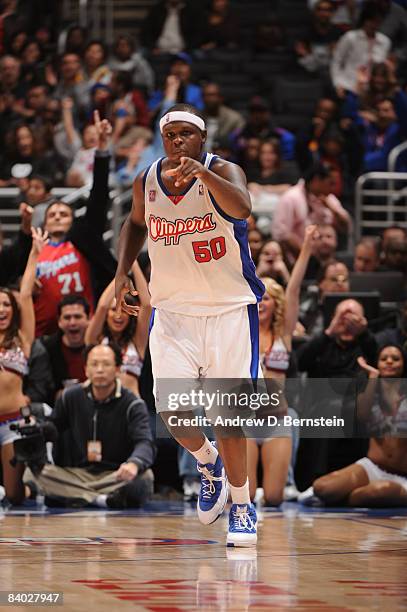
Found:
[0,501,406,610]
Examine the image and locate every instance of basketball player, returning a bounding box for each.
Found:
[115,104,265,546]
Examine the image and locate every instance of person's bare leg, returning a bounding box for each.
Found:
[313,464,369,504]
[160,412,205,452]
[215,436,247,487]
[246,439,259,500]
[174,435,206,452]
[2,443,25,505]
[261,438,291,506]
[348,480,407,507]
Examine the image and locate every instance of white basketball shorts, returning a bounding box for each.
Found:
[149,304,261,412]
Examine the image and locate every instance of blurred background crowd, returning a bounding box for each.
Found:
[0,0,406,509]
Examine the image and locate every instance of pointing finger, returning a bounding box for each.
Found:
[165,166,182,177]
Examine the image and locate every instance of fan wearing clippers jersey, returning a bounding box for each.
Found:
[34,111,116,336]
[247,225,318,506]
[115,103,265,547]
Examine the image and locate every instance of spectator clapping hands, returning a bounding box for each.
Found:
[357,356,380,378]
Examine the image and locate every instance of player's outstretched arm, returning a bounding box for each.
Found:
[207,159,252,219]
[115,172,147,315]
[166,156,251,219]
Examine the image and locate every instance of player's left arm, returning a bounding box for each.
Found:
[131,259,152,360]
[206,159,252,219]
[167,156,251,219]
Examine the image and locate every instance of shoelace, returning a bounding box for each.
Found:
[197,465,224,499]
[233,507,254,531]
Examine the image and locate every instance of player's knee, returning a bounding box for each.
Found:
[160,412,193,439]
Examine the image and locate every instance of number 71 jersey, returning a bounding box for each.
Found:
[144,152,264,316]
[34,240,94,336]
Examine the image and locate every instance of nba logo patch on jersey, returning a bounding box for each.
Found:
[149,190,156,202]
[198,184,204,196]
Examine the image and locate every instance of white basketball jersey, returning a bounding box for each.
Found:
[144,152,264,316]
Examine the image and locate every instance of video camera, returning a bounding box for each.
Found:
[10,405,56,475]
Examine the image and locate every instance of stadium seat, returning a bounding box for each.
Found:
[273,76,324,114]
[349,272,406,303]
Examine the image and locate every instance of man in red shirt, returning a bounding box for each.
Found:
[39,295,90,401]
[34,111,116,336]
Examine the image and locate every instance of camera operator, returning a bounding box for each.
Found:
[26,342,155,508]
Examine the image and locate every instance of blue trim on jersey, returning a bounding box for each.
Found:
[208,190,246,227]
[156,155,207,198]
[247,303,260,381]
[208,154,219,170]
[208,192,265,302]
[142,163,154,193]
[148,307,156,333]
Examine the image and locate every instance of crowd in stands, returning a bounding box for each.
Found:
[0,0,407,510]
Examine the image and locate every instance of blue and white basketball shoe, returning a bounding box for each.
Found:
[197,454,228,525]
[226,503,257,547]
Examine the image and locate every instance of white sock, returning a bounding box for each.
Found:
[230,479,251,505]
[190,437,218,465]
[95,494,108,508]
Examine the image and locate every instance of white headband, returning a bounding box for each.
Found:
[159,111,206,133]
